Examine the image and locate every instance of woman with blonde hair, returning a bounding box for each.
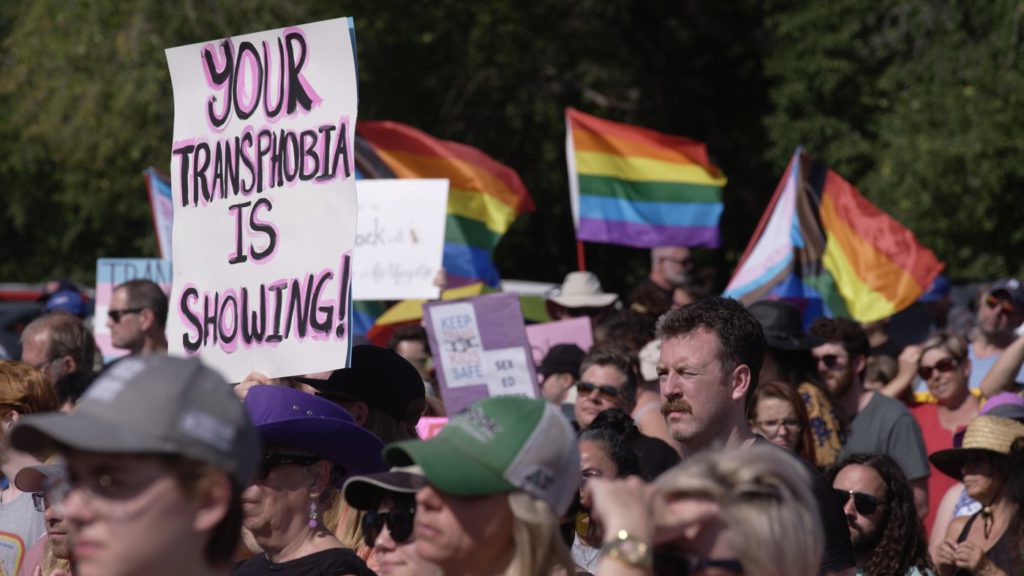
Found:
[585,446,823,576]
[384,396,579,575]
[909,334,980,536]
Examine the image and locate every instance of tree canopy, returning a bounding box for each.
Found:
[1,1,1021,294]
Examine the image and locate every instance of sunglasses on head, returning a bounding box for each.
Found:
[917,357,959,380]
[576,381,622,401]
[258,452,323,479]
[362,506,415,547]
[833,488,885,516]
[985,293,1017,315]
[107,307,145,323]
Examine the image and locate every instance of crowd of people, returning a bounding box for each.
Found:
[0,246,1023,576]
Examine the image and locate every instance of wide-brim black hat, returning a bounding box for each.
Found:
[748,300,824,351]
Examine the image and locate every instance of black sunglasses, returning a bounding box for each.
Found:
[576,381,622,401]
[816,354,847,370]
[918,357,959,380]
[258,453,322,479]
[362,506,415,547]
[833,488,885,516]
[654,550,743,575]
[107,307,145,323]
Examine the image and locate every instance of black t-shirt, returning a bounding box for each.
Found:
[752,437,856,575]
[232,548,376,576]
[629,434,681,481]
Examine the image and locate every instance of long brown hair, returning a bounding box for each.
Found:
[748,379,816,465]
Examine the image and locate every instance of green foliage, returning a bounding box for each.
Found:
[765,0,1024,280]
[1,0,1020,289]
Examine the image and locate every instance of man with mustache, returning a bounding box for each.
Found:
[14,465,72,576]
[655,297,856,575]
[809,317,930,520]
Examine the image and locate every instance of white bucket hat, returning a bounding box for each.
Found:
[547,272,618,309]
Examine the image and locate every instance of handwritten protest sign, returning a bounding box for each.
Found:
[525,317,593,364]
[165,18,359,381]
[424,292,538,415]
[94,258,173,362]
[353,179,448,301]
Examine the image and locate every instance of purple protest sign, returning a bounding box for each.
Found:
[424,292,538,415]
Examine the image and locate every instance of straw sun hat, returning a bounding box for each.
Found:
[930,415,1024,480]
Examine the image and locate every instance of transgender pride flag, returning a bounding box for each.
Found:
[566,108,726,248]
[145,168,173,258]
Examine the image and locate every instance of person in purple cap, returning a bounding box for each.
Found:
[234,385,385,576]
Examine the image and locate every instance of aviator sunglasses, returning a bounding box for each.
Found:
[576,381,622,402]
[362,506,415,546]
[917,357,958,380]
[833,488,885,516]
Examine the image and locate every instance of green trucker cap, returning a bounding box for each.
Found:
[384,396,579,516]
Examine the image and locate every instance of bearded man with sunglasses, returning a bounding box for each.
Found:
[829,454,935,576]
[810,317,932,521]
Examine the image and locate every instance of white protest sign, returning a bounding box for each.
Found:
[353,179,448,301]
[165,18,359,381]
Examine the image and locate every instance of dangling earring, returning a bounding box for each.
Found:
[308,500,318,529]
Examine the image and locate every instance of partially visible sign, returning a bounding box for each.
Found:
[94,258,173,362]
[353,179,448,301]
[525,317,593,364]
[424,292,537,415]
[415,417,448,439]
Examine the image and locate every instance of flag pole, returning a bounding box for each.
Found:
[576,240,586,271]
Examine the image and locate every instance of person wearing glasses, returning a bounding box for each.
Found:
[104,279,168,357]
[341,467,440,576]
[236,384,385,576]
[829,454,936,576]
[810,317,932,520]
[574,349,679,481]
[747,379,816,465]
[0,361,59,576]
[907,335,980,535]
[9,355,260,576]
[968,279,1024,397]
[19,312,97,387]
[13,464,71,576]
[628,246,695,307]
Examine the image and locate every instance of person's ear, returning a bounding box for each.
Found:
[853,354,867,376]
[2,409,20,433]
[193,470,232,533]
[730,364,751,402]
[307,460,333,497]
[139,308,156,331]
[348,401,370,426]
[57,355,76,376]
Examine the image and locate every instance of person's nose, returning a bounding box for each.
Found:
[375,524,397,551]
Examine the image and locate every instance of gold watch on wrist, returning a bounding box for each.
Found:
[600,529,653,570]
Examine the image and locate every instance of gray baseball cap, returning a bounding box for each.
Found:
[11,356,261,486]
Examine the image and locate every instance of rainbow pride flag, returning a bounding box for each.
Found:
[724,147,943,323]
[565,108,726,248]
[356,121,534,287]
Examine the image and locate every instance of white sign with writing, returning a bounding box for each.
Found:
[164,18,359,382]
[353,179,448,301]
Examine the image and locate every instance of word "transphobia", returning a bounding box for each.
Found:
[173,28,353,209]
[178,255,351,354]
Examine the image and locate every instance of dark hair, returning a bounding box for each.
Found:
[160,455,243,568]
[587,407,642,442]
[388,325,431,355]
[54,370,93,406]
[808,318,870,359]
[579,426,641,479]
[594,310,657,358]
[117,279,169,329]
[579,347,639,407]
[747,380,816,466]
[655,297,766,405]
[827,454,934,576]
